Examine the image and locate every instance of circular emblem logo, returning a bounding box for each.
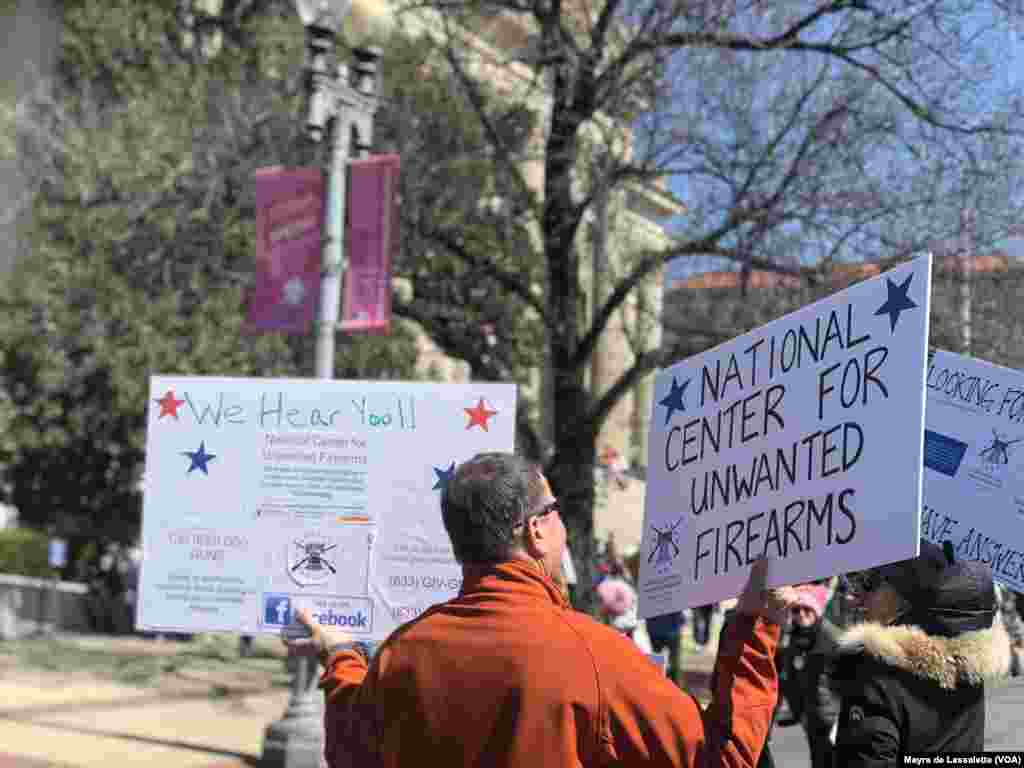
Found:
[287,537,337,587]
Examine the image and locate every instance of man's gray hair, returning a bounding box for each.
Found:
[440,452,547,564]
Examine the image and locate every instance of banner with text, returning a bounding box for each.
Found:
[921,349,1024,591]
[341,155,399,334]
[137,377,515,639]
[639,254,933,615]
[246,167,324,334]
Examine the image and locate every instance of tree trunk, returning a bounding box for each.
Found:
[547,368,599,615]
[549,443,599,615]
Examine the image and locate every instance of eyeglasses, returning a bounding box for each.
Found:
[514,499,560,532]
[846,570,884,595]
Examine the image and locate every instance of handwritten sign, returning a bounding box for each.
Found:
[922,349,1024,591]
[639,255,932,615]
[137,377,516,639]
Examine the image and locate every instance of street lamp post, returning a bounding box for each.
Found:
[295,0,382,380]
[260,2,381,766]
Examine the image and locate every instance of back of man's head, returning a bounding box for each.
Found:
[441,453,546,564]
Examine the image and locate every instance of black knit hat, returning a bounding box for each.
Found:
[876,539,996,638]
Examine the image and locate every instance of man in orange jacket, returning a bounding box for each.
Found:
[288,452,793,767]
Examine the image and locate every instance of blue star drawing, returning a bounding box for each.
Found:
[658,376,690,426]
[432,461,456,491]
[874,272,918,332]
[182,441,216,475]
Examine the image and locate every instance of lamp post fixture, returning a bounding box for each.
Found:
[297,0,382,380]
[260,3,381,766]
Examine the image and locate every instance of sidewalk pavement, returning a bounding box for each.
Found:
[0,631,719,768]
[0,634,290,768]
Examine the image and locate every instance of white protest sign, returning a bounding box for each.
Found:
[639,255,932,616]
[922,349,1024,590]
[137,376,516,639]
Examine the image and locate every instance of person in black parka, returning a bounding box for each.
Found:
[832,539,1011,766]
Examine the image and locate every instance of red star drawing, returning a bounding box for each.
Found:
[464,398,499,431]
[155,390,185,420]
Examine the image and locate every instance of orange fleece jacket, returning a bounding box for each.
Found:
[321,560,779,768]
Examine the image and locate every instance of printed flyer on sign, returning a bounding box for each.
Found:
[136,377,516,640]
[922,349,1024,591]
[639,254,933,616]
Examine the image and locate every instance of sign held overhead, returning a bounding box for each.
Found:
[640,254,933,616]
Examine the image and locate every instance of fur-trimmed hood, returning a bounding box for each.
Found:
[836,620,1011,690]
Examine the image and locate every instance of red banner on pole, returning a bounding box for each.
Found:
[341,154,400,334]
[246,167,324,334]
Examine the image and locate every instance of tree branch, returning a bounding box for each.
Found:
[591,0,625,53]
[729,64,833,215]
[438,15,542,223]
[584,330,726,437]
[393,288,545,459]
[572,230,805,374]
[648,26,1011,137]
[423,226,551,326]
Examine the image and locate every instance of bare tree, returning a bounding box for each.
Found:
[391,0,1024,604]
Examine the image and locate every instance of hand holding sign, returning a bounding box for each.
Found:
[735,558,797,625]
[284,608,354,667]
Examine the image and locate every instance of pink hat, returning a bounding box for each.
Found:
[596,577,635,617]
[791,584,830,620]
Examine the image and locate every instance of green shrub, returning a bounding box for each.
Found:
[0,527,53,578]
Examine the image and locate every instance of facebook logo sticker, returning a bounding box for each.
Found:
[264,594,292,627]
